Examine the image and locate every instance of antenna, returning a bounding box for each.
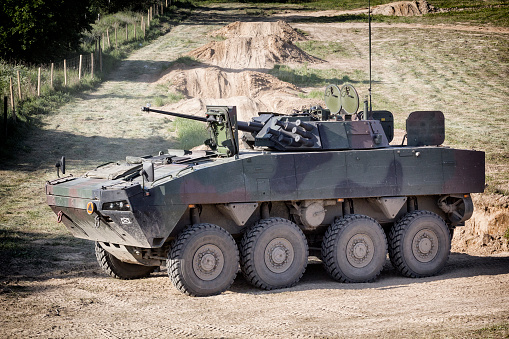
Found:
[368,0,372,113]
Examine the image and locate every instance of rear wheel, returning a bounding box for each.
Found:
[167,223,239,297]
[388,210,451,278]
[95,242,156,280]
[240,218,308,290]
[322,214,387,283]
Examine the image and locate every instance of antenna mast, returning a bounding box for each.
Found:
[368,0,372,113]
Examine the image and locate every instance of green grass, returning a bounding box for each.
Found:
[195,0,509,27]
[298,89,325,99]
[470,323,509,338]
[296,41,352,59]
[269,64,368,87]
[173,117,209,150]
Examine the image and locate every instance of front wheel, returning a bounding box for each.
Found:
[95,242,157,280]
[167,223,239,297]
[388,210,451,278]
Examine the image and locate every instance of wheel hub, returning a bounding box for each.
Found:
[346,233,374,268]
[193,244,224,281]
[412,229,439,263]
[265,238,294,273]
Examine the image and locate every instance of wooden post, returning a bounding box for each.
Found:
[16,70,22,101]
[50,63,54,88]
[37,67,41,96]
[91,52,94,78]
[64,59,67,86]
[115,26,118,49]
[148,10,150,27]
[134,22,136,40]
[99,43,102,72]
[125,24,128,40]
[141,16,145,38]
[107,28,111,48]
[3,96,7,138]
[102,33,105,50]
[9,78,16,123]
[78,55,82,80]
[166,0,168,7]
[9,77,14,109]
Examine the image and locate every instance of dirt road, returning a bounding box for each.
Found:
[1,4,509,338]
[2,249,509,337]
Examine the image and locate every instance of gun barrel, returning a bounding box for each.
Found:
[142,107,264,133]
[142,107,208,122]
[237,121,263,133]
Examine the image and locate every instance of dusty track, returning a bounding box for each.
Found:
[2,249,509,337]
[1,4,509,338]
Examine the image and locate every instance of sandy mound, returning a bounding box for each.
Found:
[188,35,321,70]
[157,64,319,121]
[452,194,509,254]
[211,20,307,42]
[161,66,300,99]
[157,20,324,121]
[372,1,436,16]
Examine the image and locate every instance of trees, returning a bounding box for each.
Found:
[0,0,94,63]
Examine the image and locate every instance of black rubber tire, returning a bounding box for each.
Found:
[388,210,451,278]
[240,217,308,290]
[167,223,239,297]
[321,214,387,283]
[95,242,156,280]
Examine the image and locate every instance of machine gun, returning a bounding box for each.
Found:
[142,84,394,155]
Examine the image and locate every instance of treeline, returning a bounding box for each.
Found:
[0,0,182,64]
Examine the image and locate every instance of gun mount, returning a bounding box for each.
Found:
[142,87,392,155]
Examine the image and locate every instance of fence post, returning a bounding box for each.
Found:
[64,59,67,86]
[17,70,22,101]
[141,16,145,38]
[51,63,54,88]
[102,33,105,50]
[125,24,128,41]
[99,42,102,73]
[37,67,41,96]
[107,28,111,48]
[166,0,168,7]
[79,55,82,80]
[115,26,118,49]
[161,2,163,15]
[9,78,16,123]
[148,10,150,27]
[91,52,94,78]
[134,22,136,40]
[3,96,7,138]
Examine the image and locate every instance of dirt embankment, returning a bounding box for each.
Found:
[454,194,509,255]
[157,21,322,119]
[372,1,437,16]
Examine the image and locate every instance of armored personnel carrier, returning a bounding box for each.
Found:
[46,83,484,296]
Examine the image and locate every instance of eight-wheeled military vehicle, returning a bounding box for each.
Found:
[46,83,485,296]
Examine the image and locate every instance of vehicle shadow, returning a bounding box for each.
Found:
[229,252,509,294]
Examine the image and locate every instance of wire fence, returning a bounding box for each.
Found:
[2,1,171,140]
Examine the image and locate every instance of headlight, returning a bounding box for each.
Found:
[102,200,130,211]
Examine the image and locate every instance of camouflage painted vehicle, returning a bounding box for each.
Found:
[46,84,485,296]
